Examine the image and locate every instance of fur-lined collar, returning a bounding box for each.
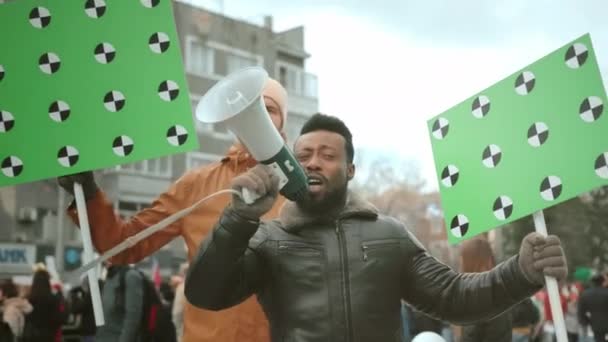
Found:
[279,191,378,233]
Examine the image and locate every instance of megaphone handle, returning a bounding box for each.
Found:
[241,188,261,204]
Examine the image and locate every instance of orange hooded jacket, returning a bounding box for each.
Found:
[68,145,284,342]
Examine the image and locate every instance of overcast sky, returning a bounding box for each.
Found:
[187,0,608,192]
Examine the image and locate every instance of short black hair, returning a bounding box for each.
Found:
[299,113,354,163]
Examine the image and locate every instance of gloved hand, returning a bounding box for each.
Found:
[230,165,279,221]
[57,171,98,200]
[518,232,567,285]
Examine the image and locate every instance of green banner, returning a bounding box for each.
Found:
[0,0,198,187]
[427,34,608,244]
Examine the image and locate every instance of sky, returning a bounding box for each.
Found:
[186,0,608,192]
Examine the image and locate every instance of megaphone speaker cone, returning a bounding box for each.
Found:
[195,66,268,123]
[194,66,309,201]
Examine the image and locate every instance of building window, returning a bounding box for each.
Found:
[276,61,318,98]
[285,112,310,144]
[206,41,263,76]
[116,156,172,178]
[186,152,222,170]
[159,157,170,175]
[302,72,318,98]
[226,53,258,74]
[186,37,263,78]
[186,36,215,77]
[278,64,300,94]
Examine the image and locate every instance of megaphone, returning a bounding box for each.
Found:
[195,66,308,202]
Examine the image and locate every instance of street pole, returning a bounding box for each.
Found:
[55,186,65,276]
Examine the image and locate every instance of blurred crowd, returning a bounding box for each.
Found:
[1,254,606,342]
[0,262,188,342]
[403,236,608,342]
[403,274,608,342]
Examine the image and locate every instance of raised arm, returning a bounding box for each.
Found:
[185,208,266,310]
[185,165,279,310]
[60,170,197,264]
[400,232,566,325]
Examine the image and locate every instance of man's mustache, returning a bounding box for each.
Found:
[306,172,327,183]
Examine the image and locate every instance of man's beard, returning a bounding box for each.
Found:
[296,180,348,216]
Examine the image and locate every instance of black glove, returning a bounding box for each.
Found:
[518,232,568,285]
[57,171,98,201]
[230,165,279,221]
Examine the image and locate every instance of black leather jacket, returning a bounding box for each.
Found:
[186,194,540,342]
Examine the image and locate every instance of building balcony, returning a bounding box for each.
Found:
[100,157,174,202]
[276,65,319,115]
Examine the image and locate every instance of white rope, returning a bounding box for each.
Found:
[72,189,242,277]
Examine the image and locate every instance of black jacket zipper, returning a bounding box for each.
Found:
[335,220,353,341]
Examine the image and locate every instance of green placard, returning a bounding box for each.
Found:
[427,34,608,244]
[0,0,198,187]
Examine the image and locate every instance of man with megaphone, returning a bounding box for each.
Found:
[57,78,290,342]
[185,113,569,342]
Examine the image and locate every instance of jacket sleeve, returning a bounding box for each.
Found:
[185,207,266,311]
[119,270,145,342]
[400,231,542,325]
[66,171,199,264]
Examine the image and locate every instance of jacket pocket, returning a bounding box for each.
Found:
[278,241,324,257]
[275,241,330,335]
[361,239,401,261]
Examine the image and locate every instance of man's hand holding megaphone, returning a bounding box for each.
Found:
[230,165,281,221]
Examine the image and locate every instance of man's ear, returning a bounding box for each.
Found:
[280,130,287,142]
[347,164,355,181]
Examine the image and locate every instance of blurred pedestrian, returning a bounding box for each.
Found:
[21,268,63,342]
[578,273,608,342]
[96,264,144,342]
[0,279,32,341]
[460,237,512,342]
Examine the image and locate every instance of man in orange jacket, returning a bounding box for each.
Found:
[58,78,289,342]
